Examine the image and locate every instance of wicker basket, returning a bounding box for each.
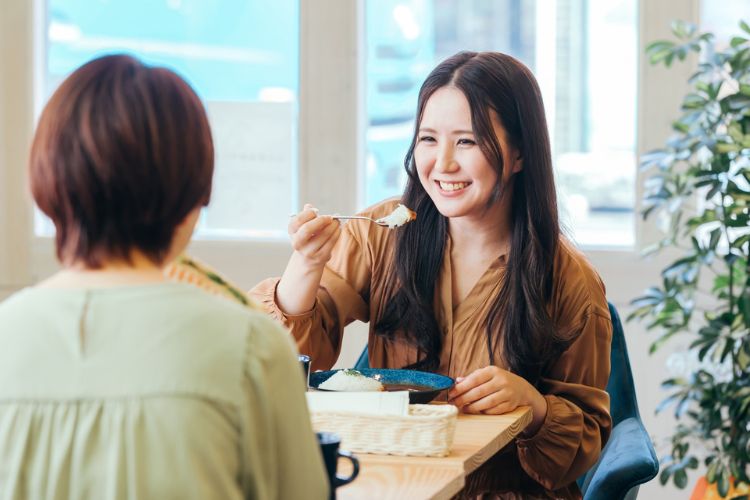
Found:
[310,404,458,457]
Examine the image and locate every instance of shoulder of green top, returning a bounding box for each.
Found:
[178,256,249,305]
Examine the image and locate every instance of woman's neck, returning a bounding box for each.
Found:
[447,196,513,258]
[38,252,167,289]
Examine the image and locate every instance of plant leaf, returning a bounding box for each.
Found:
[719,466,730,497]
[660,465,672,485]
[672,20,697,40]
[707,460,718,482]
[674,468,688,489]
[731,36,749,48]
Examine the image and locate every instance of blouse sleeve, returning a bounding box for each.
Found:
[240,313,329,500]
[249,222,372,370]
[515,309,613,491]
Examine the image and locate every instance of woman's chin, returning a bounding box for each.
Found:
[432,203,468,219]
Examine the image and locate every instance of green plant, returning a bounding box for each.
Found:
[630,20,750,498]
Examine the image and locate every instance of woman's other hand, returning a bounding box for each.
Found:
[289,204,342,268]
[448,366,548,435]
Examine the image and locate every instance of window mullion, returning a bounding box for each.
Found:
[635,0,700,250]
[0,0,35,289]
[298,0,360,215]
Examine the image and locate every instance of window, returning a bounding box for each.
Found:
[43,0,300,239]
[701,0,748,45]
[363,0,637,247]
[0,0,695,294]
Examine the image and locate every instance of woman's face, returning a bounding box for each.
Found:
[414,86,520,221]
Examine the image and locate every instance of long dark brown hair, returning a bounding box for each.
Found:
[375,51,565,384]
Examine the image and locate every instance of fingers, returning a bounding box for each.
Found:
[464,396,518,415]
[288,204,342,267]
[290,218,334,253]
[291,218,340,258]
[316,222,342,255]
[289,204,322,235]
[455,383,519,414]
[448,366,523,415]
[448,366,496,400]
[449,380,496,408]
[307,218,341,254]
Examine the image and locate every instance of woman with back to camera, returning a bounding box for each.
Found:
[0,54,328,500]
[252,51,612,498]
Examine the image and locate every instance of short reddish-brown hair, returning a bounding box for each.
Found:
[30,54,214,268]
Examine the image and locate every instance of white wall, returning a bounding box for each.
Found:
[0,0,34,295]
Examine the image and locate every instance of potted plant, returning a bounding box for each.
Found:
[630,20,750,499]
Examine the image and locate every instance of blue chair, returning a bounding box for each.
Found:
[577,302,659,499]
[353,302,658,499]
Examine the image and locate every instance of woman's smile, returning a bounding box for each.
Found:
[436,180,472,195]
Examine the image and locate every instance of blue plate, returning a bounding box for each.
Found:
[309,368,454,404]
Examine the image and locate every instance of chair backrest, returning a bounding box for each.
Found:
[576,301,642,493]
[354,343,370,370]
[603,301,641,426]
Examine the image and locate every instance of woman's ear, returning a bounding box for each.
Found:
[512,155,523,174]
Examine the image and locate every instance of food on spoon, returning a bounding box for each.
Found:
[375,204,417,228]
[318,369,385,392]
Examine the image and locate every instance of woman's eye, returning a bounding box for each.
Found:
[457,138,476,146]
[418,135,435,143]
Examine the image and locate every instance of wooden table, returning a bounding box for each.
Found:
[336,406,532,500]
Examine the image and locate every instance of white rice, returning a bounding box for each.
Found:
[318,369,384,392]
[376,204,415,228]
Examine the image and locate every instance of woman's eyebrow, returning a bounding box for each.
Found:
[418,127,475,135]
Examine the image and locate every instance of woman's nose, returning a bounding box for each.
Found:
[434,146,458,173]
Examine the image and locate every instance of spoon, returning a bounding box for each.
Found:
[289,214,391,227]
[330,215,392,227]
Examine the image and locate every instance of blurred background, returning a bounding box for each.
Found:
[39,0,638,245]
[0,1,747,498]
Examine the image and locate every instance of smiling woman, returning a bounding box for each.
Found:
[252,51,613,499]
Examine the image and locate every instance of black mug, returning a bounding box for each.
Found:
[298,354,311,388]
[317,432,359,499]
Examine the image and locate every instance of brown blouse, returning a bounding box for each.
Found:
[251,199,612,499]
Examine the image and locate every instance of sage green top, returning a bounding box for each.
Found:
[0,283,328,500]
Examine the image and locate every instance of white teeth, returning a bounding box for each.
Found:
[439,181,468,191]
